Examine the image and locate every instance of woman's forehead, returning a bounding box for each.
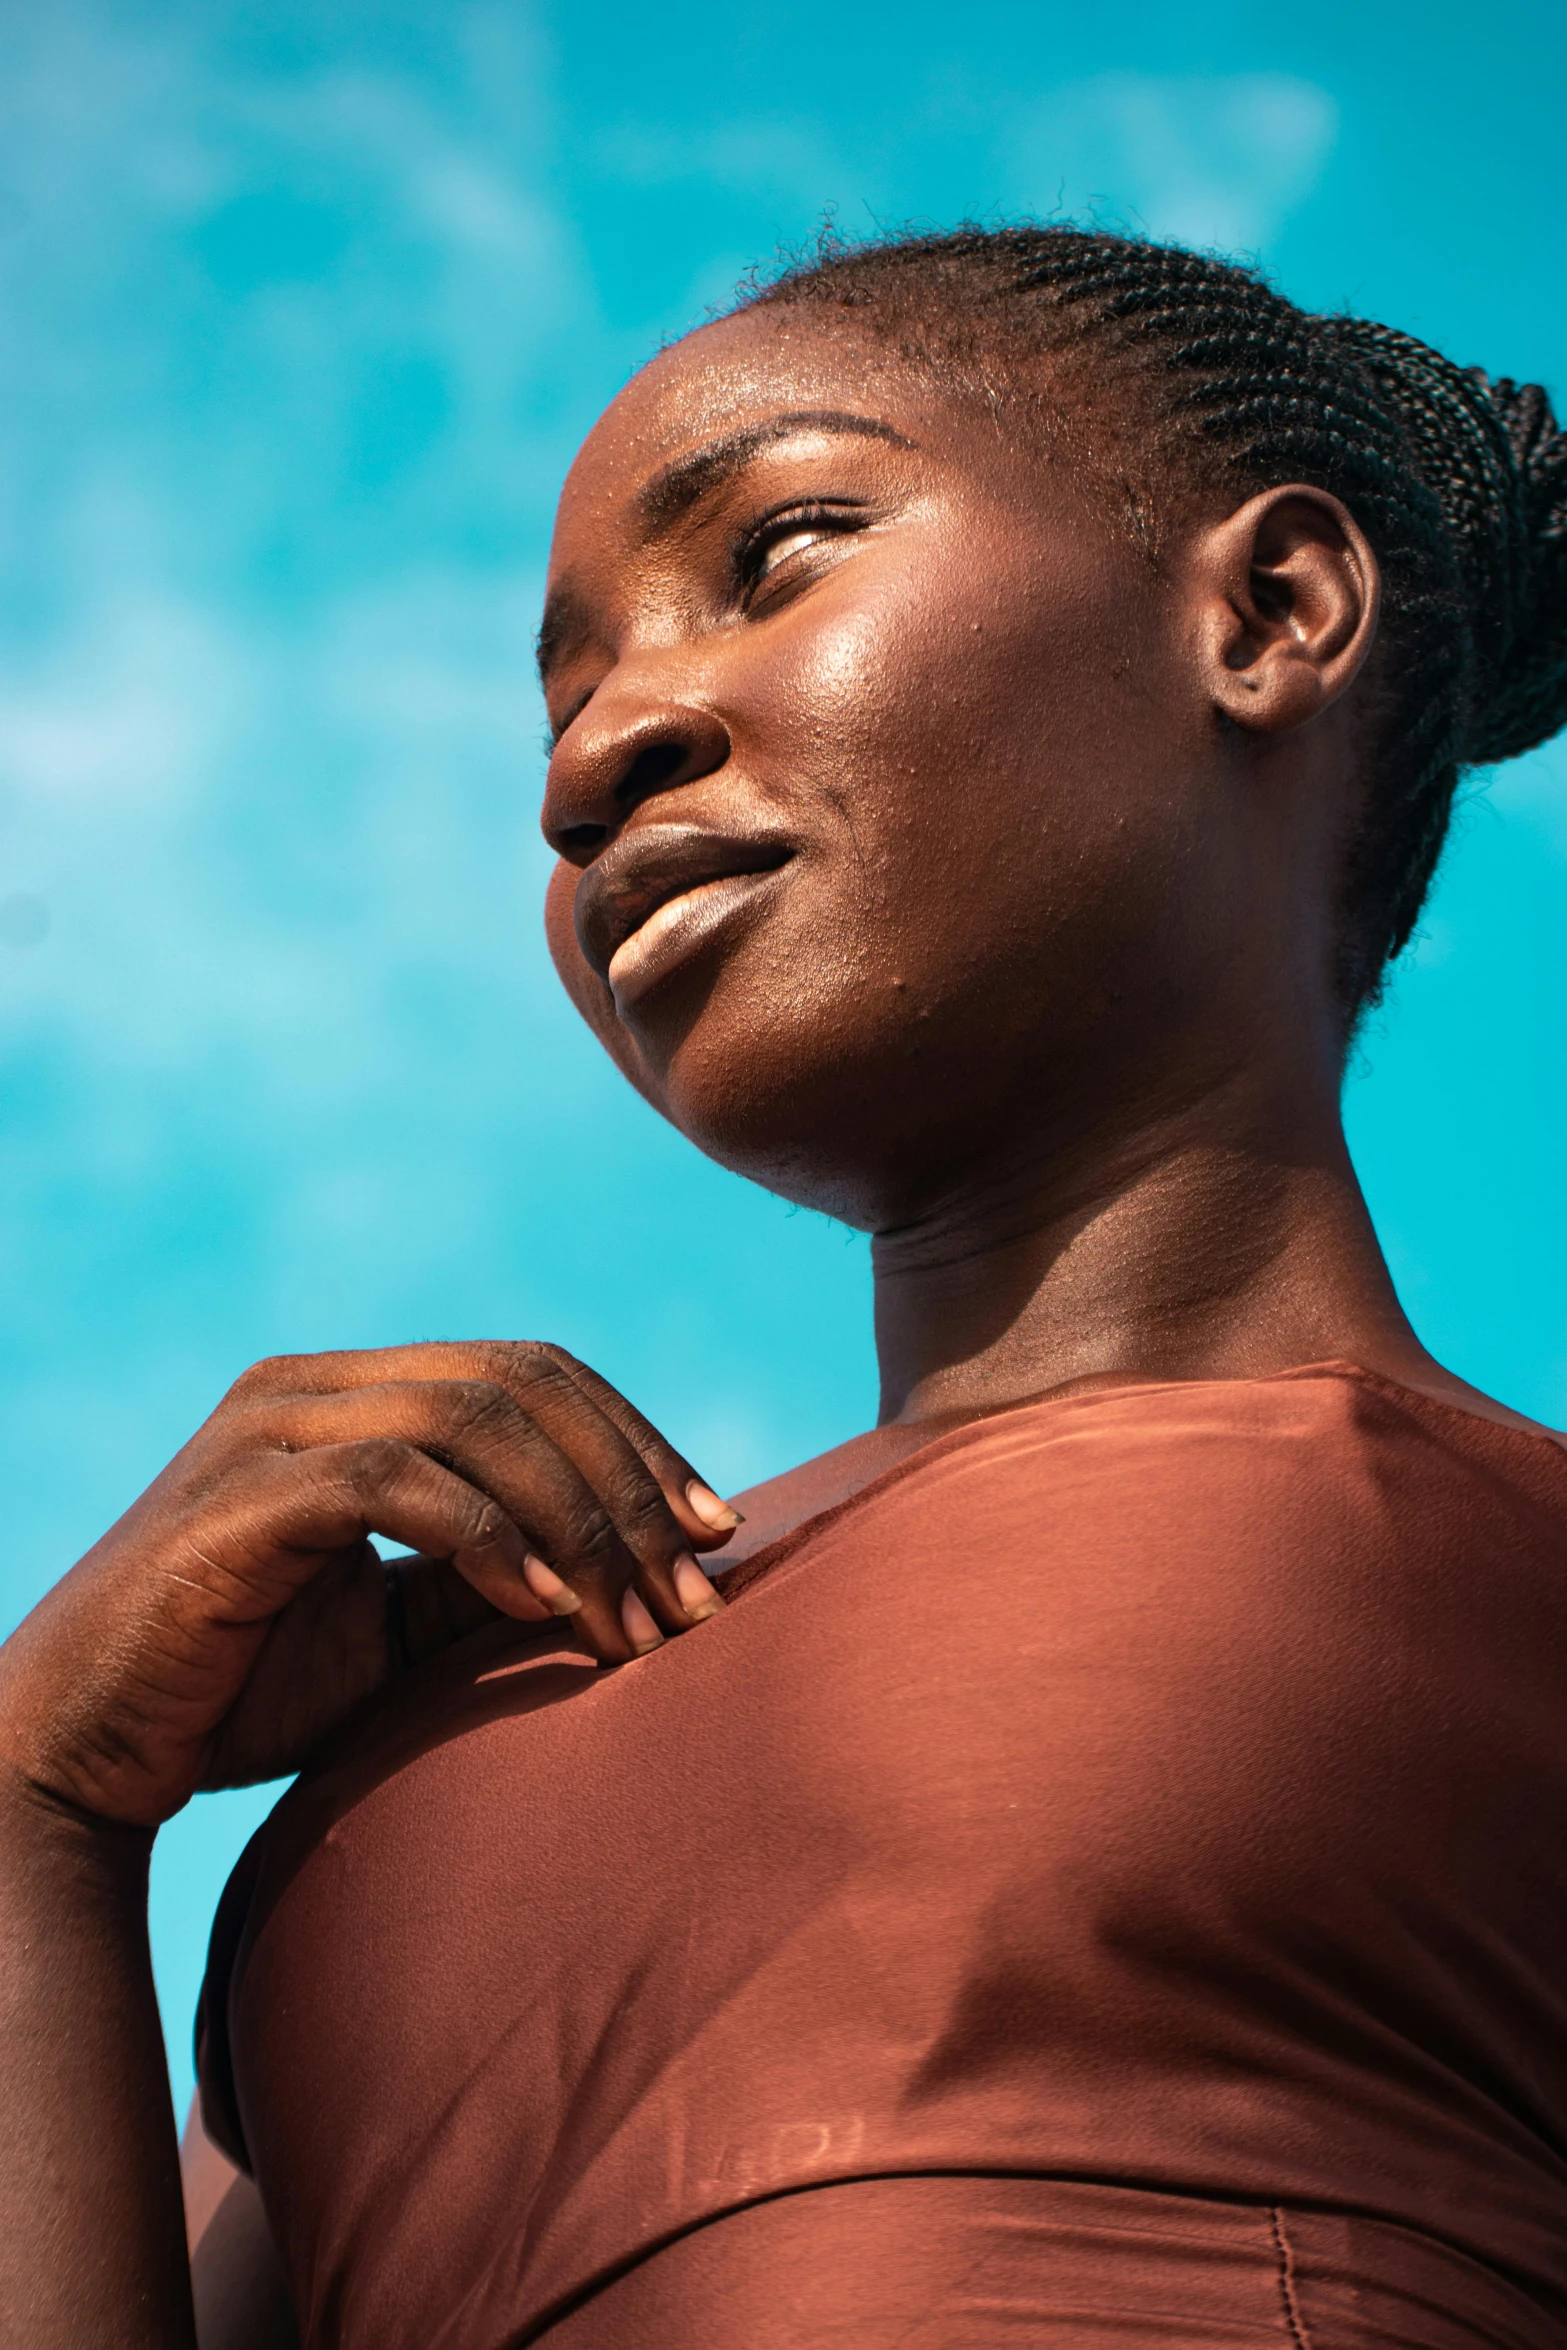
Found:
[557,308,953,522]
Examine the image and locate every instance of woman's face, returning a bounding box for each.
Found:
[540,307,1284,1230]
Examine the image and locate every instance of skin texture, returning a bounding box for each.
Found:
[538,307,1536,1439]
[0,301,1557,2350]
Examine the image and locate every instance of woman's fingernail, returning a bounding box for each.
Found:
[523,1555,583,1615]
[621,1588,665,1655]
[686,1479,744,1531]
[673,1552,726,1622]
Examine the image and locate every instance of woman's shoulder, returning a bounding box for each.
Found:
[1369,1358,1566,1452]
[721,1357,1566,1572]
[718,1420,951,1567]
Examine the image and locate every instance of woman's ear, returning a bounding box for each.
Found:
[1189,485,1380,735]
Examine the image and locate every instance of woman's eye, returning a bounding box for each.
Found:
[739,506,860,601]
[754,523,827,579]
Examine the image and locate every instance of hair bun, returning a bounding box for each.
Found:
[1474,374,1567,758]
[1325,317,1567,765]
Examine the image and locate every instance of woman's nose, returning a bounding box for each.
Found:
[542,700,731,865]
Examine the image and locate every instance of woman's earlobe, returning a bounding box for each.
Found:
[1198,485,1380,736]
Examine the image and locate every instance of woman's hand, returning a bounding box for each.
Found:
[0,1341,738,1830]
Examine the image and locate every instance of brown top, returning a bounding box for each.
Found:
[198,1365,1567,2346]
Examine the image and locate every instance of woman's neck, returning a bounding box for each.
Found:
[870,1088,1432,1429]
[723,1078,1558,1565]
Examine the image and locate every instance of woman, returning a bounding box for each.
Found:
[2,225,1566,2348]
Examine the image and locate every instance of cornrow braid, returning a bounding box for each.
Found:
[736,227,1567,1021]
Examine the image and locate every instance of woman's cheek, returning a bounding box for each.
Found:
[758,548,952,753]
[543,858,663,1101]
[544,859,592,1006]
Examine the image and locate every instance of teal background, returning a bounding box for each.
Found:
[0,1,1561,2116]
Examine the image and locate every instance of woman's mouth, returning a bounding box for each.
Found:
[606,866,788,1007]
[575,822,794,1011]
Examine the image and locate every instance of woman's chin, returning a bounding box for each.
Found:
[638,1014,934,1228]
[550,885,972,1222]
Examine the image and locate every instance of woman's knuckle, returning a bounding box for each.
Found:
[225,1352,298,1402]
[616,1475,675,1544]
[444,1378,515,1438]
[492,1337,583,1393]
[475,1337,541,1376]
[562,1498,618,1563]
[216,1395,295,1454]
[465,1498,512,1548]
[508,1347,577,1406]
[345,1436,409,1492]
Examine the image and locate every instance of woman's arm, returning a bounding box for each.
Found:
[0,1777,193,2346]
[0,1787,296,2349]
[0,1339,735,2350]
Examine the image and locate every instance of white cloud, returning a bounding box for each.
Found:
[1008,72,1339,255]
[0,1,587,1105]
[0,557,561,1108]
[586,74,1340,288]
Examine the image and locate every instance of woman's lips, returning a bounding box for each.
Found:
[606,866,787,1007]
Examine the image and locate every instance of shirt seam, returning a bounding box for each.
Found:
[1270,2204,1314,2350]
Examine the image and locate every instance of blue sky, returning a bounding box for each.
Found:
[0,0,1562,2111]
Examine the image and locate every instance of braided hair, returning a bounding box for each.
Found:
[734,228,1567,1021]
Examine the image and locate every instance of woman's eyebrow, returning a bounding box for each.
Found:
[635,409,916,537]
[538,410,918,688]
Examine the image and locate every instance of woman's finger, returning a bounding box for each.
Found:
[529,1344,743,1545]
[0,1437,556,1826]
[192,1437,554,1627]
[231,1364,730,1645]
[225,1340,739,1548]
[430,1350,733,1625]
[229,1379,697,1660]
